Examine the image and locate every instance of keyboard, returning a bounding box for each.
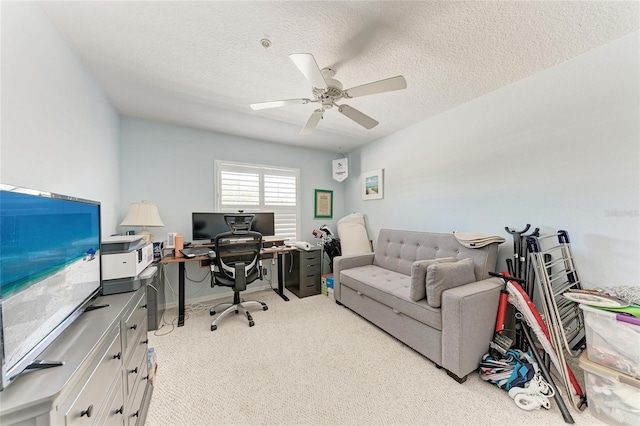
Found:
[180,247,213,257]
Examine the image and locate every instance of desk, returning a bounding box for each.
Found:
[161,237,292,327]
[261,246,297,302]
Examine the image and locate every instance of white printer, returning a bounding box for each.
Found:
[102,235,154,294]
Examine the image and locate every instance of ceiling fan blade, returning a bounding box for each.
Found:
[300,109,323,135]
[250,98,311,110]
[344,75,407,98]
[338,105,379,130]
[289,53,328,89]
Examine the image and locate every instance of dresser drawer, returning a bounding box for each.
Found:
[95,374,125,426]
[62,327,122,426]
[123,292,147,354]
[126,355,149,426]
[125,318,148,396]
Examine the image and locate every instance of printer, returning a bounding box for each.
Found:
[102,235,154,295]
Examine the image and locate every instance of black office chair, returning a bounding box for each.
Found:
[209,218,268,331]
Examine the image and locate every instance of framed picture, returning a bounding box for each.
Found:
[314,189,333,218]
[362,169,384,200]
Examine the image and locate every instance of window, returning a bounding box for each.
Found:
[215,160,299,240]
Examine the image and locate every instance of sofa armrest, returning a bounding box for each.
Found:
[440,277,503,378]
[333,253,375,302]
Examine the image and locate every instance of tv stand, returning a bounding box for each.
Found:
[0,287,152,425]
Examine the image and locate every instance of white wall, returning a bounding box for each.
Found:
[344,31,640,288]
[0,2,121,232]
[119,117,346,303]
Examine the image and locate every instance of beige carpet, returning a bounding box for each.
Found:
[146,289,607,426]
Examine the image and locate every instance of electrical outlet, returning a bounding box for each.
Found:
[262,267,268,276]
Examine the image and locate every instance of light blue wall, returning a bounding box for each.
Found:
[4,1,637,295]
[0,1,121,233]
[119,117,346,302]
[344,32,640,288]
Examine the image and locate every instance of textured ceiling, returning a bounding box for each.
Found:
[41,1,640,153]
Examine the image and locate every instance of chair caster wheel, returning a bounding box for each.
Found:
[249,321,255,327]
[211,325,217,331]
[263,305,268,311]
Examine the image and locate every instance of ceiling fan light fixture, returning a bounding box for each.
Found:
[252,53,406,134]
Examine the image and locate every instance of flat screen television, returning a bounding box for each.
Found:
[192,212,275,242]
[0,184,102,390]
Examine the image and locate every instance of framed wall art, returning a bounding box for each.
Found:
[362,169,384,200]
[314,189,333,218]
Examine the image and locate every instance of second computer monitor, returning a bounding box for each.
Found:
[192,212,275,242]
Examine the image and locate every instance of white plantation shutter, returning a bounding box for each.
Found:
[216,160,299,240]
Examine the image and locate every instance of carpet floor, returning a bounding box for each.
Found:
[145,289,607,425]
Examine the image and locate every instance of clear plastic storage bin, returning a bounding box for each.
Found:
[579,352,640,426]
[579,304,640,379]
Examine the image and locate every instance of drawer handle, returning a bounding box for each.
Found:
[113,352,121,360]
[81,405,94,418]
[129,367,138,374]
[357,291,362,296]
[115,406,124,415]
[144,374,149,380]
[130,324,138,330]
[141,339,149,345]
[132,410,140,418]
[141,304,147,309]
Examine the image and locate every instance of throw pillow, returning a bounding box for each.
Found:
[426,258,476,308]
[409,257,457,301]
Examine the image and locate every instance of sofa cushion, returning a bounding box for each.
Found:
[426,258,476,308]
[373,229,499,281]
[409,258,457,301]
[340,265,443,330]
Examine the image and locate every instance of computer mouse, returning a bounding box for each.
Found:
[185,253,196,258]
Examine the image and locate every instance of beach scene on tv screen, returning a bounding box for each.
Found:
[0,191,101,373]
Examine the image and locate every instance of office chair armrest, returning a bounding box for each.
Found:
[235,262,247,291]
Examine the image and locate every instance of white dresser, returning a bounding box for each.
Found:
[0,287,152,425]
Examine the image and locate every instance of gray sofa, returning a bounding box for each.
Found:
[333,229,503,382]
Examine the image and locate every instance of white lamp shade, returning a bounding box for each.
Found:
[120,201,165,227]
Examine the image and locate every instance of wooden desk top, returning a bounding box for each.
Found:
[160,245,297,264]
[160,254,208,264]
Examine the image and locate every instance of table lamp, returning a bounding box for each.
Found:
[120,201,165,244]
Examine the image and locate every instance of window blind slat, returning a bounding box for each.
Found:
[216,161,299,240]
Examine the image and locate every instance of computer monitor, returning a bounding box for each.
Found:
[192,212,275,242]
[251,212,275,237]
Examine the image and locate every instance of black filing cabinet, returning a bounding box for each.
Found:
[284,248,322,298]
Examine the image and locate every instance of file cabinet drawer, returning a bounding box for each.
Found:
[301,263,321,276]
[299,250,320,262]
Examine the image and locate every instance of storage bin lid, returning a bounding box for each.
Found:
[579,351,640,390]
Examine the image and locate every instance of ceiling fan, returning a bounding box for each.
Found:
[250,53,407,135]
